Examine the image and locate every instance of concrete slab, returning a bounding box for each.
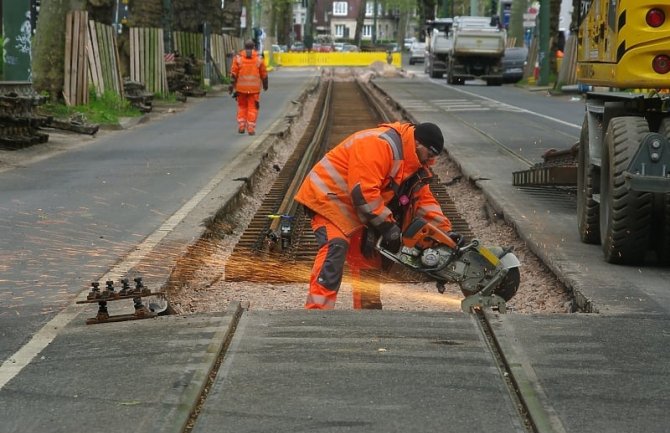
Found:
[193,310,525,433]
[492,313,670,433]
[0,305,242,433]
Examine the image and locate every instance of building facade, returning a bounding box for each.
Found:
[292,0,418,43]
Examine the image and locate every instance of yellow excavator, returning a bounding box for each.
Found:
[575,0,670,265]
[516,1,670,265]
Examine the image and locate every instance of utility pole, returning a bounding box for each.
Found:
[538,0,550,85]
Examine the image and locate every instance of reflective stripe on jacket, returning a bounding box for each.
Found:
[231,49,268,94]
[295,122,452,235]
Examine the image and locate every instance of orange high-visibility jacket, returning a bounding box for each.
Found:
[295,122,452,236]
[231,49,268,94]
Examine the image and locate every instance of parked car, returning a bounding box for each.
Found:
[312,43,333,52]
[404,37,417,51]
[342,44,360,52]
[333,42,344,52]
[271,44,284,53]
[387,42,400,52]
[502,46,528,83]
[408,42,426,65]
[290,42,305,52]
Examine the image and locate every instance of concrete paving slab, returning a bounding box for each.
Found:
[0,305,242,433]
[192,310,525,433]
[491,314,670,433]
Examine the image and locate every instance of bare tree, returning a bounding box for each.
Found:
[549,0,562,73]
[268,0,293,46]
[87,0,114,24]
[354,0,365,46]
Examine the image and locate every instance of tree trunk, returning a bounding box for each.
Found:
[173,0,223,33]
[129,0,164,28]
[32,0,86,100]
[509,0,528,47]
[222,0,243,37]
[271,0,292,46]
[549,0,562,74]
[354,0,365,46]
[86,0,114,24]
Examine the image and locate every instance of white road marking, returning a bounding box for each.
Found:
[438,82,582,129]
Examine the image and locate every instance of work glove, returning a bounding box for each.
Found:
[228,84,234,94]
[262,78,269,92]
[447,231,465,248]
[379,222,402,253]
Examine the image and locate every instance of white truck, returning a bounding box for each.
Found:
[424,18,453,78]
[446,16,506,86]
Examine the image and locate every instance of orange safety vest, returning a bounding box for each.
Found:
[231,49,267,94]
[295,122,452,235]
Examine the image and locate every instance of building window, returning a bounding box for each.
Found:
[362,24,372,38]
[365,2,381,17]
[335,24,346,37]
[333,2,348,16]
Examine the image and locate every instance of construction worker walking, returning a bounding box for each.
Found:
[229,40,268,135]
[295,122,459,310]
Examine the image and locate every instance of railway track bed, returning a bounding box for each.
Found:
[166,69,571,315]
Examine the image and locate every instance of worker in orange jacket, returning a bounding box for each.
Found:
[229,40,268,135]
[295,122,459,310]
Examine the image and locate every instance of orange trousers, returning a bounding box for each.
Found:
[236,92,260,134]
[305,214,382,310]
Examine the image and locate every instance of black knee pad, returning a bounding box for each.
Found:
[317,238,348,291]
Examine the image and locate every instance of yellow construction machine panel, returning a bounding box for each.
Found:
[577,0,670,88]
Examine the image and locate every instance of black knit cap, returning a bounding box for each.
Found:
[414,122,444,155]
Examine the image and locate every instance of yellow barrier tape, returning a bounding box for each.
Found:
[271,52,401,68]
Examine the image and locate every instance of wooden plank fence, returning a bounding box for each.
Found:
[524,37,539,81]
[130,27,168,94]
[64,11,89,105]
[556,35,578,87]
[211,34,226,79]
[64,11,124,105]
[173,31,203,62]
[65,18,243,104]
[89,21,123,97]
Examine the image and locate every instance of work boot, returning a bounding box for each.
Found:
[238,127,245,134]
[248,130,255,136]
